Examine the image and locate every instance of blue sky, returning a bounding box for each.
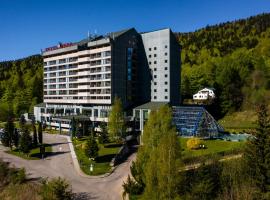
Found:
[0,0,269,61]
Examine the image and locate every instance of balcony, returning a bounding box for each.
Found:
[78,71,91,76]
[78,64,90,70]
[79,78,91,82]
[78,57,90,62]
[78,85,91,89]
[78,92,89,96]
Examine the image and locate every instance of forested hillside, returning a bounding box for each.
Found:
[0,55,43,121]
[0,13,270,121]
[177,13,270,116]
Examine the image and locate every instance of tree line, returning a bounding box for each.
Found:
[1,115,43,155]
[177,13,270,117]
[0,55,43,121]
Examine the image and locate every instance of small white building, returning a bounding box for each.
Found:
[193,88,215,100]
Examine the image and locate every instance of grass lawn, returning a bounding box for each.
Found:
[73,137,122,175]
[6,144,52,160]
[219,110,257,132]
[179,137,245,163]
[0,121,5,128]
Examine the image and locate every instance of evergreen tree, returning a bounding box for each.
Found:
[19,127,32,154]
[108,97,125,141]
[32,124,38,147]
[38,121,43,144]
[12,128,19,148]
[71,117,76,138]
[244,104,270,194]
[84,135,99,159]
[187,160,221,200]
[1,118,15,150]
[98,121,109,144]
[19,114,26,128]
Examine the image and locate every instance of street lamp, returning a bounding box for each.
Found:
[89,158,94,173]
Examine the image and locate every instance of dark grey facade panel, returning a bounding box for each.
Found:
[169,30,181,106]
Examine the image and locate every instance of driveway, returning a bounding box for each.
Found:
[0,134,136,200]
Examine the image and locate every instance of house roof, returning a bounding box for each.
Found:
[201,87,215,91]
[134,102,168,110]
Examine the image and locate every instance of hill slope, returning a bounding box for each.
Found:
[177,13,270,116]
[0,55,43,120]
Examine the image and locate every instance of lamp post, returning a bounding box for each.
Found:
[89,158,94,173]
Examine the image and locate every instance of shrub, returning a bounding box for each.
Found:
[10,168,26,184]
[122,175,144,200]
[40,177,72,200]
[187,138,203,150]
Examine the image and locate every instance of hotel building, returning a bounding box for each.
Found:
[34,28,181,131]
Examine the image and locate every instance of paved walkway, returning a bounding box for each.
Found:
[0,134,136,200]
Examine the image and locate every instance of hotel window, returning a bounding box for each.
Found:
[165,89,168,92]
[149,48,151,51]
[154,68,157,71]
[105,51,111,57]
[94,109,98,117]
[143,110,149,120]
[165,67,168,70]
[154,82,157,85]
[165,52,168,56]
[154,47,157,50]
[165,60,168,63]
[165,81,168,85]
[165,96,168,99]
[135,110,140,119]
[154,54,157,57]
[154,89,157,92]
[165,74,168,77]
[165,45,168,48]
[154,61,157,64]
[154,75,157,78]
[154,96,157,99]
[149,55,152,58]
[59,59,66,64]
[100,110,108,118]
[49,60,56,65]
[149,61,151,65]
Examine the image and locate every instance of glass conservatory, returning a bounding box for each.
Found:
[172,106,224,138]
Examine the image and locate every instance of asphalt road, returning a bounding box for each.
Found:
[0,134,136,200]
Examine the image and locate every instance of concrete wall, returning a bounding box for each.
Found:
[141,29,172,102]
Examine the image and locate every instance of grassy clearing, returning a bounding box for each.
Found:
[179,137,245,163]
[219,110,257,132]
[6,144,52,160]
[73,137,121,175]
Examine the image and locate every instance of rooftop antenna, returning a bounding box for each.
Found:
[87,30,90,39]
[94,29,97,36]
